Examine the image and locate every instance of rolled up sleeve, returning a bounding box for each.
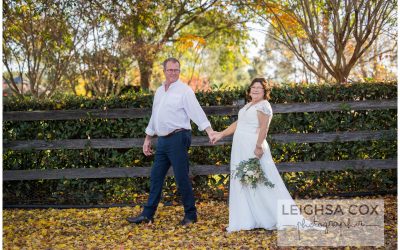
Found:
[145,115,156,136]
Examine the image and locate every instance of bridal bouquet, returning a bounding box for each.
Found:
[234,158,275,189]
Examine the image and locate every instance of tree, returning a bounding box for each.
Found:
[248,0,396,83]
[79,49,130,96]
[3,0,87,98]
[353,31,397,81]
[75,13,132,96]
[94,0,250,89]
[248,30,299,83]
[159,7,252,90]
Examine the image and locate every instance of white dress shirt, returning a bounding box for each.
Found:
[145,80,211,136]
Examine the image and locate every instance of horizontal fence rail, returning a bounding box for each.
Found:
[3,99,397,121]
[3,159,396,181]
[3,130,396,150]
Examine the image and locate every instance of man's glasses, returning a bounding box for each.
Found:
[165,69,180,73]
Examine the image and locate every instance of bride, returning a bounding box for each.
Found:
[211,78,319,232]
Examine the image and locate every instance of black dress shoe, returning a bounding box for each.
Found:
[180,217,197,226]
[126,215,154,224]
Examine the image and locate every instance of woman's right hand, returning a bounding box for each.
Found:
[210,131,224,144]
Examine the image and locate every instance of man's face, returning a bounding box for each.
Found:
[164,61,180,84]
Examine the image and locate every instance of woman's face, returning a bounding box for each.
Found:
[249,82,264,102]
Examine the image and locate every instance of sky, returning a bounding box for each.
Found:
[247,22,267,59]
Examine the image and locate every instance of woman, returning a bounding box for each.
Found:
[211,78,319,232]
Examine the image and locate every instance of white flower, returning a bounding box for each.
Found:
[247,170,254,176]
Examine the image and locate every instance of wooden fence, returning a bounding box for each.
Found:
[3,99,397,181]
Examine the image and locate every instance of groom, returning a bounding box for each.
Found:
[127,57,214,226]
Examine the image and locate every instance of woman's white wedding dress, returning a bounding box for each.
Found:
[227,100,317,232]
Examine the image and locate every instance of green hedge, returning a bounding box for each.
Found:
[3,82,397,204]
[3,82,396,111]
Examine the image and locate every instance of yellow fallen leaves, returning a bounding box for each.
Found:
[3,196,397,249]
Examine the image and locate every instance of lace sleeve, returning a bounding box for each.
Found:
[255,100,273,116]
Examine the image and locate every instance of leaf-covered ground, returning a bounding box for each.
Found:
[3,195,396,249]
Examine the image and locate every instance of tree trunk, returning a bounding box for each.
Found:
[138,57,155,90]
[334,70,348,84]
[372,42,379,80]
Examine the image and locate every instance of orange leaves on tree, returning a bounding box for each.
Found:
[259,2,307,39]
[177,34,206,52]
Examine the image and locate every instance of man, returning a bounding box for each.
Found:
[127,57,214,226]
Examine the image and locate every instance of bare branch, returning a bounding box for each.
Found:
[251,0,396,83]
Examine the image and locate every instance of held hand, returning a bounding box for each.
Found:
[210,131,224,144]
[143,136,153,156]
[205,127,215,144]
[254,145,263,159]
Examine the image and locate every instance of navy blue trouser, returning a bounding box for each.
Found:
[142,130,197,220]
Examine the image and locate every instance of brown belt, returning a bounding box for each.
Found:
[163,128,190,137]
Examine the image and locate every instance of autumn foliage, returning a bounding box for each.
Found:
[3,195,397,249]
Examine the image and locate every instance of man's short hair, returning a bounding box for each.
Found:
[163,57,180,69]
